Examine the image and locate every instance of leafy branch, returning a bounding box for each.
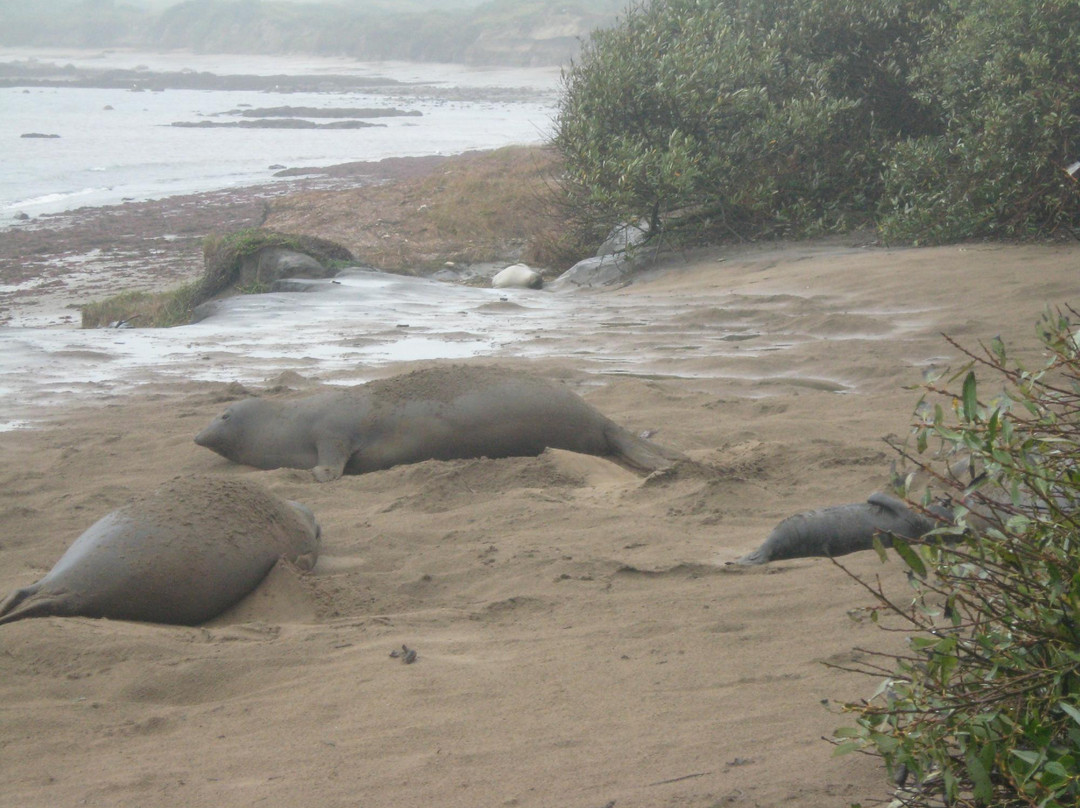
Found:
[833,308,1080,808]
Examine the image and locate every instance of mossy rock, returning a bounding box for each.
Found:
[196,229,354,305]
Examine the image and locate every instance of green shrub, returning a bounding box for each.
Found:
[876,0,1080,243]
[556,0,1080,248]
[554,0,938,243]
[835,310,1080,807]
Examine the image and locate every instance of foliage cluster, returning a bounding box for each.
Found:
[555,0,1080,246]
[878,0,1080,243]
[835,311,1080,807]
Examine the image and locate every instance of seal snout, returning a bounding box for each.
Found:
[193,425,221,450]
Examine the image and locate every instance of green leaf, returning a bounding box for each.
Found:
[1012,749,1041,765]
[872,733,900,753]
[832,740,862,756]
[833,726,862,738]
[1060,702,1080,726]
[891,536,927,577]
[1043,760,1069,778]
[962,371,978,421]
[990,335,1006,362]
[872,534,889,563]
[966,746,994,802]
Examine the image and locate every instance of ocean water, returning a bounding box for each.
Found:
[0,48,561,218]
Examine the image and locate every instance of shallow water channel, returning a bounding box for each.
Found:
[0,266,797,429]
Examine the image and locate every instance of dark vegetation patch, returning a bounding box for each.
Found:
[554,0,1080,246]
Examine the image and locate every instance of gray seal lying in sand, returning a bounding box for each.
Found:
[0,476,320,626]
[195,365,687,481]
[734,492,946,565]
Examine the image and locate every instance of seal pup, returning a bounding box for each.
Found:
[195,364,687,481]
[0,476,321,626]
[734,492,945,565]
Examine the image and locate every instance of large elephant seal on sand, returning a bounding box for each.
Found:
[734,492,946,565]
[195,365,687,481]
[0,476,320,626]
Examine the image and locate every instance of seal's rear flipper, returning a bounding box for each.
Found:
[604,423,688,473]
[0,584,66,626]
[0,583,38,616]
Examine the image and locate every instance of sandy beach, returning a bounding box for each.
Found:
[1,202,1077,806]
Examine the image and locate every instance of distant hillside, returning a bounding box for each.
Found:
[0,0,622,66]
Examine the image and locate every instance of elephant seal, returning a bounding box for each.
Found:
[492,263,543,289]
[0,476,320,626]
[734,492,946,565]
[195,364,687,481]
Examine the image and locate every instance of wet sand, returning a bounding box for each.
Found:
[0,229,1077,807]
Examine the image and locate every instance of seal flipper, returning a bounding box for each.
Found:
[867,492,944,538]
[0,582,41,616]
[866,491,910,514]
[602,423,687,473]
[312,465,344,482]
[0,583,70,626]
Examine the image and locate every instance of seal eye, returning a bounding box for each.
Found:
[221,412,231,421]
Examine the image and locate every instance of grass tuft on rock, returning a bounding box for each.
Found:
[80,282,200,329]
